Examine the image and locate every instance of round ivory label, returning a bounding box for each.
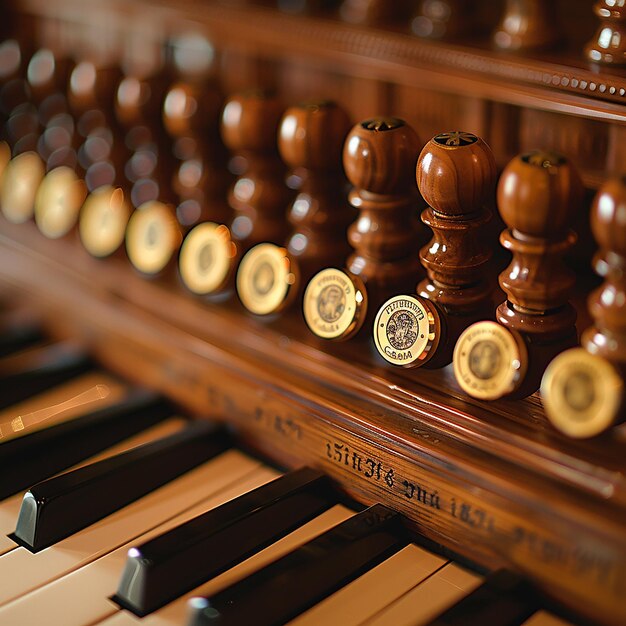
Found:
[0,152,45,223]
[126,201,181,275]
[79,186,131,257]
[373,295,435,367]
[237,243,297,315]
[541,348,622,439]
[34,166,87,238]
[303,268,367,340]
[179,222,235,294]
[453,321,526,400]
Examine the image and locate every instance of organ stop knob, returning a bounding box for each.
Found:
[373,131,496,368]
[542,177,626,437]
[304,116,423,340]
[454,150,582,400]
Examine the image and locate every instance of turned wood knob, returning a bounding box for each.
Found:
[343,117,420,197]
[163,81,222,141]
[493,0,560,51]
[417,131,496,218]
[412,0,473,40]
[26,49,71,116]
[586,176,626,349]
[163,80,229,226]
[541,177,626,438]
[374,131,497,370]
[221,90,284,160]
[278,101,353,281]
[586,0,626,65]
[497,150,582,314]
[415,132,496,364]
[279,100,350,173]
[454,150,582,401]
[497,150,582,241]
[221,91,291,248]
[343,116,424,305]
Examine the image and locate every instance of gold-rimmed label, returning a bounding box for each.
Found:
[541,348,623,438]
[179,222,236,295]
[237,243,298,315]
[453,321,527,400]
[126,201,181,275]
[34,167,87,239]
[373,295,437,367]
[303,268,367,340]
[0,152,45,224]
[79,186,131,258]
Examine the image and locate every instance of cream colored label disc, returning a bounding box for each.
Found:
[179,222,235,294]
[373,295,434,366]
[237,243,297,315]
[453,321,526,400]
[79,186,131,258]
[34,167,87,239]
[0,152,45,223]
[125,201,181,275]
[541,348,623,438]
[303,268,367,340]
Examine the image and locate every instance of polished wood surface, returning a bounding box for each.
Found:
[279,101,353,283]
[1,0,626,624]
[584,176,626,371]
[344,117,424,308]
[221,91,292,250]
[586,0,626,65]
[416,132,496,367]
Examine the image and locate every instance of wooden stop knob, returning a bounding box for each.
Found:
[586,176,626,350]
[163,81,222,140]
[278,100,350,173]
[590,176,626,266]
[497,150,582,239]
[417,131,496,217]
[221,90,283,157]
[343,117,421,197]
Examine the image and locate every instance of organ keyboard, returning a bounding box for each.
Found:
[0,0,625,624]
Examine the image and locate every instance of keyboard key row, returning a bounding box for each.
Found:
[0,329,575,626]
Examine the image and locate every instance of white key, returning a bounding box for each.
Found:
[363,562,483,626]
[0,418,186,556]
[0,459,276,626]
[288,544,447,626]
[523,611,574,626]
[0,448,266,606]
[0,371,127,442]
[97,505,354,626]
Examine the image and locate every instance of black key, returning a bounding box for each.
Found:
[426,570,538,626]
[113,467,335,616]
[12,420,230,552]
[0,343,91,409]
[187,504,406,626]
[0,389,171,500]
[0,322,41,358]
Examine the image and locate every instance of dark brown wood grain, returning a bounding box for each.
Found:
[1,219,625,626]
[583,176,626,372]
[344,117,425,308]
[278,100,353,283]
[586,0,626,65]
[416,132,497,367]
[221,90,293,249]
[493,0,561,51]
[2,1,626,624]
[496,151,582,397]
